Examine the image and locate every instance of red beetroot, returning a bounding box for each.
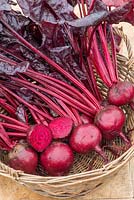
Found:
[8,141,38,174]
[94,105,130,144]
[27,124,52,152]
[40,142,74,176]
[108,81,134,106]
[48,117,73,139]
[69,124,108,163]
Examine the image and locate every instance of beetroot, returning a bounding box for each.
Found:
[69,124,108,163]
[27,124,52,152]
[8,141,38,174]
[40,142,74,176]
[94,105,130,144]
[108,81,134,106]
[48,117,73,139]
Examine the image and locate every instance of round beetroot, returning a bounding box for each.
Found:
[27,124,52,152]
[69,124,108,163]
[40,142,74,176]
[8,141,38,174]
[108,81,134,106]
[94,105,129,144]
[95,105,125,139]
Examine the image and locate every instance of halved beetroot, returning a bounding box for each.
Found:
[27,124,52,152]
[48,117,73,139]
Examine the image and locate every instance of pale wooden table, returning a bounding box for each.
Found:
[0,23,134,200]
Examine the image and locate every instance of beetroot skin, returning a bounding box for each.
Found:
[48,117,73,139]
[95,105,125,139]
[27,124,52,152]
[108,81,134,106]
[69,124,108,163]
[94,105,129,144]
[8,141,38,174]
[40,142,74,176]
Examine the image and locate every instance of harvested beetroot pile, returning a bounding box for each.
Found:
[0,0,134,176]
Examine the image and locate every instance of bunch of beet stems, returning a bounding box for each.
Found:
[77,0,134,110]
[0,53,99,127]
[63,21,102,100]
[0,97,16,117]
[89,24,117,87]
[0,19,121,107]
[0,17,102,105]
[0,53,97,120]
[0,88,28,150]
[0,17,103,125]
[68,0,106,101]
[0,54,101,129]
[89,21,134,109]
[0,113,29,150]
[0,17,131,145]
[0,53,101,125]
[0,64,94,127]
[77,0,117,87]
[63,23,102,101]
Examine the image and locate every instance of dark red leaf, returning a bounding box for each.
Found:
[67,0,108,27]
[16,105,27,123]
[0,61,29,75]
[0,0,11,11]
[17,0,76,23]
[107,2,134,25]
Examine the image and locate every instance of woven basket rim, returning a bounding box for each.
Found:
[2,145,133,181]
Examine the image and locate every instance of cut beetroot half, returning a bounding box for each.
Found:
[27,124,52,152]
[48,117,73,139]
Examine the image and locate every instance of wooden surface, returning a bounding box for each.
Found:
[0,18,134,200]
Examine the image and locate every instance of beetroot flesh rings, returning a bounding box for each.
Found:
[108,81,134,106]
[40,142,74,176]
[27,124,52,152]
[94,105,130,144]
[48,117,73,139]
[8,141,38,174]
[69,124,108,163]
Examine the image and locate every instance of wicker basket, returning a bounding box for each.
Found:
[0,27,134,199]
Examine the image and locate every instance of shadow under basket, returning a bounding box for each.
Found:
[0,28,134,199]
